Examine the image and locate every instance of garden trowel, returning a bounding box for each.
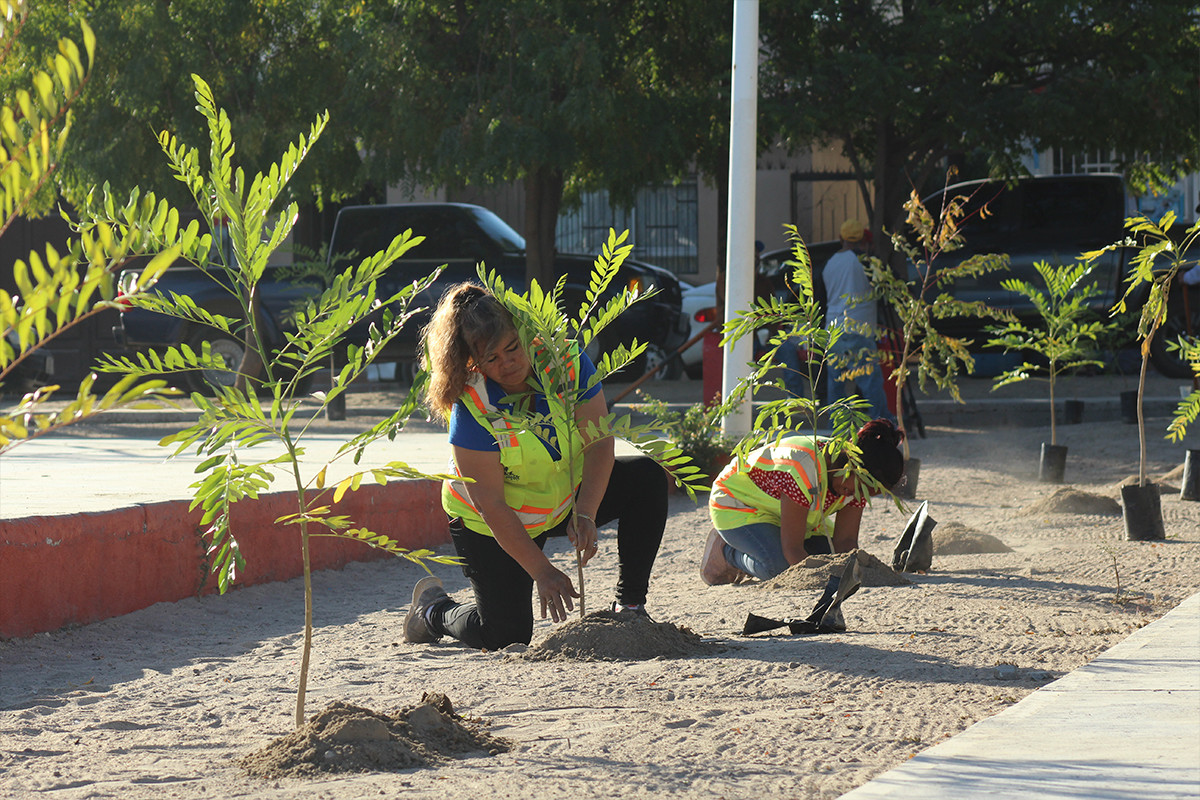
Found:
[741,554,864,636]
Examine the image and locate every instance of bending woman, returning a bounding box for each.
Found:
[403,283,668,650]
[701,420,903,585]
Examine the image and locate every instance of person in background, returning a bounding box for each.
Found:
[823,219,895,422]
[403,283,669,651]
[700,419,904,584]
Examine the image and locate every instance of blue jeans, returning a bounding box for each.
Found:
[827,331,895,423]
[716,523,833,580]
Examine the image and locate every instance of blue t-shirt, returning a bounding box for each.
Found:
[448,351,600,460]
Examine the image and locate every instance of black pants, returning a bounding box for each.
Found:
[428,455,667,650]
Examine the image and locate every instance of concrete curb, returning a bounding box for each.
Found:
[0,480,448,638]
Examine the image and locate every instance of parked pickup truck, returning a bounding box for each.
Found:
[915,174,1198,378]
[325,202,690,378]
[759,175,1197,379]
[116,202,690,392]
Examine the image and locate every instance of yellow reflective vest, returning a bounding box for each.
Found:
[441,357,584,538]
[708,435,851,542]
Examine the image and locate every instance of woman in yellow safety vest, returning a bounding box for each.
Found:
[403,283,668,650]
[701,419,904,585]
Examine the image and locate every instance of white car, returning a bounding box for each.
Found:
[680,281,718,378]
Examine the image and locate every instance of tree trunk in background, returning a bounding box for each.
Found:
[524,166,564,291]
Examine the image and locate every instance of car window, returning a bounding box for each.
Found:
[467,206,526,253]
[332,207,502,264]
[1020,180,1124,237]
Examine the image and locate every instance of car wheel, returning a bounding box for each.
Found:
[639,342,684,381]
[1148,306,1199,380]
[186,331,245,394]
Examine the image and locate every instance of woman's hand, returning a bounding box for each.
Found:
[533,564,580,622]
[568,514,600,566]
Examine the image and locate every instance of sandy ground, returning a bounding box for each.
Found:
[2,416,1199,799]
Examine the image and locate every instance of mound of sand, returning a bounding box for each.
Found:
[240,695,509,780]
[933,521,1014,555]
[512,608,723,662]
[1022,488,1121,516]
[1116,476,1180,495]
[1161,463,1187,482]
[758,549,910,592]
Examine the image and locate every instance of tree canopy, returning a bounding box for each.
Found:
[15,0,731,288]
[10,0,370,208]
[760,0,1200,262]
[375,0,731,286]
[9,0,1200,285]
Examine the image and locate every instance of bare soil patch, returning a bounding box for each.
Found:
[511,608,723,662]
[1022,487,1122,515]
[240,694,509,779]
[933,521,1014,555]
[757,549,910,592]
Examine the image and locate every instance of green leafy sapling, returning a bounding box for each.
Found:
[716,225,892,501]
[1090,212,1200,477]
[985,260,1113,445]
[0,13,179,452]
[80,76,459,729]
[476,230,711,614]
[865,182,1012,460]
[722,225,867,446]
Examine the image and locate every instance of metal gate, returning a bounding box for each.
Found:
[556,180,699,275]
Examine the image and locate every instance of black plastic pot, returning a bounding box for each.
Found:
[1119,390,1138,424]
[1062,400,1084,425]
[1121,483,1165,541]
[1181,450,1200,502]
[1039,443,1068,483]
[898,458,920,499]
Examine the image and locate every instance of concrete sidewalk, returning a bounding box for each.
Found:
[842,591,1200,800]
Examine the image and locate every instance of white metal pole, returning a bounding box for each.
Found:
[722,0,758,436]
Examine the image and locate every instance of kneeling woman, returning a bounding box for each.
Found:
[701,420,903,585]
[404,283,668,650]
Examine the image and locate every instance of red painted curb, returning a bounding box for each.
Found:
[0,480,449,639]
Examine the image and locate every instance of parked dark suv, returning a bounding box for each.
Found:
[328,203,691,379]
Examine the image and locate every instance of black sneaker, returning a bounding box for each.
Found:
[403,576,449,643]
[611,602,653,621]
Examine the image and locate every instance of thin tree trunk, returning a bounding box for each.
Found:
[296,524,313,729]
[1049,363,1057,446]
[576,549,586,618]
[235,289,265,394]
[1137,351,1149,486]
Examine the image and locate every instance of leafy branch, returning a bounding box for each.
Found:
[1088,212,1200,477]
[81,75,461,730]
[866,181,1012,459]
[0,12,181,453]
